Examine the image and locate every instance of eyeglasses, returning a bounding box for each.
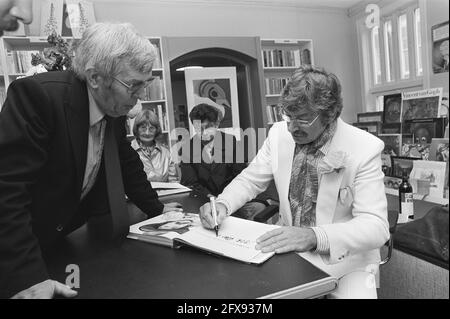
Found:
[138,124,157,132]
[281,111,320,127]
[113,76,155,95]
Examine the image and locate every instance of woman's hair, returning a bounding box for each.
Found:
[71,22,156,81]
[189,103,222,123]
[280,65,343,124]
[132,109,162,140]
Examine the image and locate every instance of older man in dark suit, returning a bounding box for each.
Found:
[0,22,181,299]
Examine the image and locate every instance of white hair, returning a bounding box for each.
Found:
[71,22,156,80]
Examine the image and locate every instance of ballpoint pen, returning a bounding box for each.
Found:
[210,196,219,237]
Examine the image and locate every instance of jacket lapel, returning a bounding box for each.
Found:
[65,73,89,196]
[316,119,346,226]
[278,123,295,226]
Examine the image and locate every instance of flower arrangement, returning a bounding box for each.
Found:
[27,32,72,75]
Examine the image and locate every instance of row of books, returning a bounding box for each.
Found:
[143,76,165,101]
[262,49,301,68]
[4,50,40,74]
[264,77,290,95]
[266,104,282,123]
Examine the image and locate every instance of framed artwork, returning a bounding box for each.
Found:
[185,67,240,138]
[431,20,449,74]
[40,0,64,37]
[383,93,402,123]
[65,0,96,38]
[404,118,447,144]
[382,123,401,134]
[410,160,448,198]
[390,156,421,178]
[401,88,443,121]
[379,134,402,156]
[352,121,381,135]
[429,138,449,161]
[357,111,383,123]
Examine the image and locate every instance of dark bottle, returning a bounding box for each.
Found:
[398,169,413,223]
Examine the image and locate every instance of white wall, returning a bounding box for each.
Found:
[29,0,362,123]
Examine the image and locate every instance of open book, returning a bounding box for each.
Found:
[128,213,279,264]
[150,182,191,197]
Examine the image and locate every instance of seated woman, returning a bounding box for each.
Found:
[131,109,179,182]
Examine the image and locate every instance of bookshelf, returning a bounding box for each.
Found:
[125,37,171,149]
[0,36,74,109]
[261,38,314,125]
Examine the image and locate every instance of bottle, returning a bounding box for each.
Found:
[398,169,413,223]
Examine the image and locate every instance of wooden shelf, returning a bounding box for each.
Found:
[385,188,448,205]
[140,99,166,104]
[263,66,299,70]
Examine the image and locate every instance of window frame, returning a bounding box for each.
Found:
[357,1,425,112]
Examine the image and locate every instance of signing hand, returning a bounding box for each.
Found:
[163,202,183,213]
[11,279,78,299]
[199,202,227,229]
[255,227,317,254]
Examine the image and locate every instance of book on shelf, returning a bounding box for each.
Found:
[128,213,279,264]
[144,76,164,101]
[266,104,283,123]
[150,182,191,196]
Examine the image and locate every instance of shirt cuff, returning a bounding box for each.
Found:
[216,198,233,216]
[311,226,330,254]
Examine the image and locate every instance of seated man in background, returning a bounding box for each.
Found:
[131,109,179,182]
[179,103,270,220]
[199,65,390,298]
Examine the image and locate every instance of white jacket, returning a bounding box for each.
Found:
[218,118,390,278]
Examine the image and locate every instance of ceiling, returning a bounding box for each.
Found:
[102,0,368,11]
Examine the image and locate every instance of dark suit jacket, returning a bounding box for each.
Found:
[179,132,248,197]
[0,71,163,298]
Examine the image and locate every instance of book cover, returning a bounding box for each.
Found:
[128,214,279,264]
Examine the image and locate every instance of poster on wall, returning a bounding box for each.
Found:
[40,0,64,37]
[401,88,443,121]
[382,93,402,123]
[184,67,240,138]
[431,20,449,74]
[65,0,96,38]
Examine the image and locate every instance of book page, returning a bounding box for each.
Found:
[178,216,279,264]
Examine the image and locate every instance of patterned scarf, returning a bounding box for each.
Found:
[289,121,337,227]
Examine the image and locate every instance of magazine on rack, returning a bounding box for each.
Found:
[128,213,279,264]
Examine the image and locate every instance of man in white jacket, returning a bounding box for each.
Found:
[200,65,390,298]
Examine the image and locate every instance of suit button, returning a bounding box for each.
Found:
[56,224,64,232]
